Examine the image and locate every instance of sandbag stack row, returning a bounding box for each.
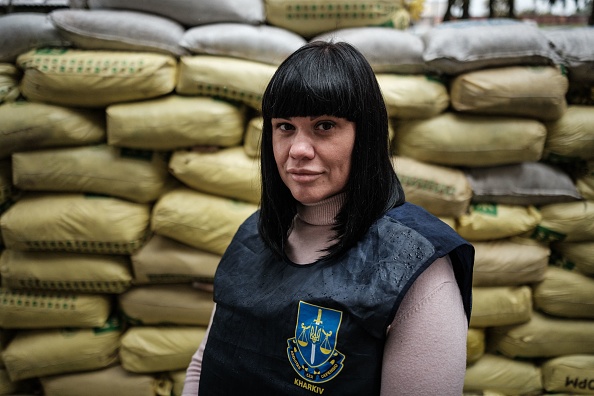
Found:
[0,3,593,395]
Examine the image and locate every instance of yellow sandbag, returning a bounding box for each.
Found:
[12,145,173,203]
[376,74,449,119]
[463,353,542,395]
[107,95,246,150]
[393,113,546,167]
[2,318,122,381]
[169,146,261,204]
[151,187,258,255]
[490,311,594,358]
[131,234,221,284]
[264,0,406,38]
[544,105,594,162]
[176,55,276,110]
[472,237,549,287]
[470,286,532,328]
[533,266,594,319]
[576,160,594,200]
[0,249,132,294]
[119,284,214,326]
[541,355,594,395]
[467,328,485,365]
[456,203,541,242]
[0,101,105,160]
[0,287,112,329]
[392,156,472,218]
[0,63,20,104]
[551,240,594,276]
[0,193,151,254]
[119,326,206,373]
[243,115,263,158]
[169,370,186,396]
[17,48,177,108]
[451,66,568,121]
[40,364,172,396]
[531,200,594,243]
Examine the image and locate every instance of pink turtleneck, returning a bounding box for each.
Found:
[183,194,468,395]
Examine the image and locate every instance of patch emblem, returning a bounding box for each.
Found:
[287,301,345,383]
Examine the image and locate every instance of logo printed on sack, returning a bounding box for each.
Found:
[287,301,345,383]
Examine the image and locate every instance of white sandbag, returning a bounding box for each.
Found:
[119,284,214,326]
[0,249,132,294]
[49,9,188,57]
[265,0,407,38]
[456,203,542,242]
[176,55,276,110]
[0,193,151,254]
[551,240,594,276]
[392,156,471,218]
[533,266,594,319]
[169,146,261,204]
[464,353,542,395]
[151,187,258,256]
[543,106,594,162]
[393,113,547,167]
[377,74,449,119]
[541,355,594,395]
[0,101,105,160]
[0,63,20,104]
[0,13,70,63]
[470,286,532,328]
[467,328,485,365]
[119,326,206,373]
[545,27,594,84]
[312,26,426,74]
[472,237,549,287]
[576,160,594,200]
[41,364,172,396]
[181,23,306,65]
[450,66,568,121]
[532,200,594,243]
[0,287,112,329]
[107,95,245,150]
[75,0,265,26]
[422,19,556,75]
[17,49,177,108]
[465,161,581,206]
[1,318,121,381]
[490,311,594,358]
[244,115,263,158]
[131,234,221,284]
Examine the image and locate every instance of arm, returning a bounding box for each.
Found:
[380,256,468,396]
[182,305,215,396]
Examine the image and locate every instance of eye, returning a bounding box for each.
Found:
[274,122,294,131]
[316,121,335,131]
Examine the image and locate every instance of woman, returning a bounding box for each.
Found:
[183,41,474,395]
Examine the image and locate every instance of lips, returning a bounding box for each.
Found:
[287,168,321,182]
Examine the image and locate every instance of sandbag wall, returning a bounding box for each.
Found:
[0,3,593,395]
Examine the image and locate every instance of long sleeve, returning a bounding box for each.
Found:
[380,255,468,396]
[182,307,214,396]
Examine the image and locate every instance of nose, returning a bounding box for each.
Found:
[289,130,314,160]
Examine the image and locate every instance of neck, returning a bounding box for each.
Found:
[296,193,345,226]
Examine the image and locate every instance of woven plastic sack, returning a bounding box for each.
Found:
[377,74,449,119]
[119,284,214,326]
[393,113,546,167]
[463,354,542,395]
[181,23,305,65]
[151,187,258,256]
[470,286,532,328]
[176,55,276,110]
[244,116,263,158]
[0,249,132,294]
[545,27,594,84]
[490,311,594,358]
[17,49,176,108]
[2,318,121,381]
[467,328,485,365]
[0,288,112,329]
[456,203,542,242]
[472,237,549,287]
[576,160,594,200]
[169,147,261,205]
[119,326,206,373]
[0,160,13,206]
[0,193,151,254]
[551,240,594,276]
[41,365,172,396]
[0,101,105,160]
[0,63,20,104]
[169,370,186,396]
[533,266,594,319]
[131,234,221,284]
[541,355,594,394]
[543,105,594,162]
[531,200,594,243]
[451,66,568,121]
[392,156,471,218]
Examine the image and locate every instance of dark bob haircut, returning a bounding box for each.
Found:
[259,41,405,261]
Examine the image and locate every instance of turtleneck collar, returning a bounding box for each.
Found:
[296,193,345,226]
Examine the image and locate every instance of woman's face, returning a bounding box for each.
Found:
[272,115,355,205]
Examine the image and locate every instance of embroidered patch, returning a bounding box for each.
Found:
[287,301,345,383]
